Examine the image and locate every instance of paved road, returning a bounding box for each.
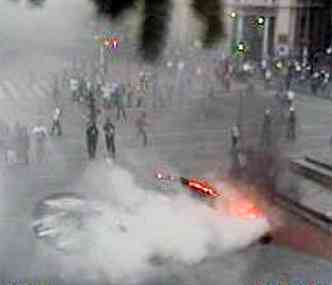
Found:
[0,71,331,285]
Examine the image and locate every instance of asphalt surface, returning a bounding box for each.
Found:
[0,75,331,285]
[1,2,332,284]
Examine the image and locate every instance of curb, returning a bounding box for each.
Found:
[272,191,332,234]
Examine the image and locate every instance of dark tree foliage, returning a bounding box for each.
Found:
[191,0,224,47]
[7,0,225,61]
[91,0,136,17]
[27,0,46,8]
[139,0,172,62]
[90,0,224,62]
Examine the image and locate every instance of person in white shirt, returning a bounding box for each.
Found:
[32,120,48,163]
[69,78,79,101]
[102,82,112,109]
[231,125,240,149]
[50,107,62,136]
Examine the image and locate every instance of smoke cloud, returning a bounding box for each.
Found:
[35,160,270,283]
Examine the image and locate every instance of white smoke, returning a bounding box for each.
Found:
[44,161,270,283]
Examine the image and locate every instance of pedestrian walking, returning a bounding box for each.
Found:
[286,90,294,109]
[231,125,240,149]
[127,83,134,108]
[137,72,148,108]
[103,118,116,159]
[32,120,48,163]
[86,121,99,159]
[260,109,272,148]
[69,77,79,102]
[50,106,62,136]
[286,106,296,141]
[102,82,112,110]
[20,125,30,165]
[112,83,127,122]
[135,111,149,147]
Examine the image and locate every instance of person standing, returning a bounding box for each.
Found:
[13,121,22,163]
[260,109,272,148]
[69,77,79,102]
[103,118,116,159]
[135,111,149,147]
[231,125,240,150]
[32,120,48,163]
[102,82,112,110]
[126,83,134,108]
[137,72,148,108]
[113,83,127,122]
[223,58,232,92]
[50,106,62,136]
[86,121,99,159]
[21,125,30,165]
[286,106,296,141]
[286,90,294,109]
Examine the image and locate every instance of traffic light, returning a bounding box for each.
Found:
[275,61,284,70]
[229,11,237,19]
[233,41,247,57]
[237,42,246,53]
[256,16,265,30]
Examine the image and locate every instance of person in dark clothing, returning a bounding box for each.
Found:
[311,72,320,96]
[127,83,134,108]
[50,107,62,136]
[286,106,296,141]
[231,125,240,149]
[135,111,148,147]
[103,118,116,159]
[21,126,30,165]
[115,84,127,122]
[260,109,272,148]
[86,121,99,159]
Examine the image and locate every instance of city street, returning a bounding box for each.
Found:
[2,0,332,284]
[0,71,331,284]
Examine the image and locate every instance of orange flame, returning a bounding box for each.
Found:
[188,178,221,198]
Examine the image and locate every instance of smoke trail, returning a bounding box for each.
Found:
[35,161,270,283]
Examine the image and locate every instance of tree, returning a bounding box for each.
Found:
[90,0,225,62]
[27,0,46,8]
[8,0,225,62]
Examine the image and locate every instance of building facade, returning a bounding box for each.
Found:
[224,0,332,60]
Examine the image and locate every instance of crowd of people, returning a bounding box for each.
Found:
[0,50,304,167]
[64,59,156,161]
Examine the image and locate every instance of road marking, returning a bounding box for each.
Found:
[3,80,20,100]
[0,84,8,100]
[31,84,46,98]
[13,79,35,99]
[39,80,52,94]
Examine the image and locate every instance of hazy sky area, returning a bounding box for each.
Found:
[0,0,94,46]
[0,0,97,76]
[2,1,332,285]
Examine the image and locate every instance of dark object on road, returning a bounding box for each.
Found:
[90,0,224,62]
[86,121,99,159]
[259,233,273,244]
[135,111,148,147]
[26,0,46,7]
[260,109,272,148]
[286,107,296,141]
[103,118,116,159]
[50,107,62,136]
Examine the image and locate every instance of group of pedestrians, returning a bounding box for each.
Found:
[67,68,151,161]
[4,122,30,165]
[84,110,149,160]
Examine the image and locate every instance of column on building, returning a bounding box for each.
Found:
[236,12,244,43]
[274,0,297,55]
[262,17,270,58]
